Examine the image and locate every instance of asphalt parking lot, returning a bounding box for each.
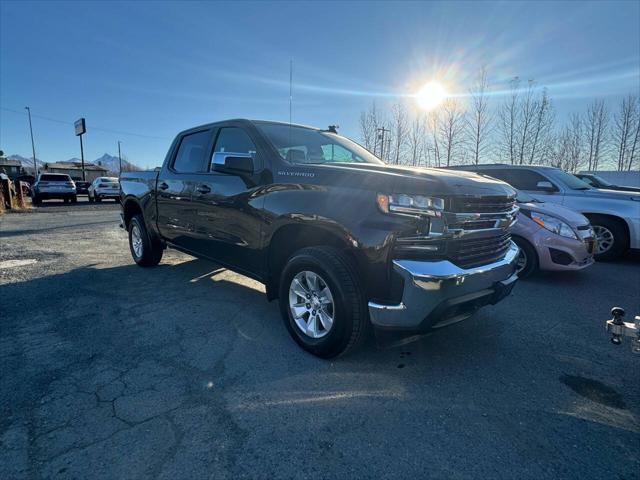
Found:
[1,200,639,480]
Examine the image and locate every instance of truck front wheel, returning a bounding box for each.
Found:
[128,214,163,267]
[278,247,367,358]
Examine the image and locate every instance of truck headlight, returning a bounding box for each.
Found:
[529,211,577,239]
[376,193,445,217]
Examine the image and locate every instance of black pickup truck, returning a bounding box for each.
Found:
[120,119,519,357]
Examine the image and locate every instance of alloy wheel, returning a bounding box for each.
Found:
[288,270,335,339]
[131,224,143,258]
[593,225,614,254]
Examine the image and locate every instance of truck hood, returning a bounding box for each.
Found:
[307,163,516,198]
[518,200,589,227]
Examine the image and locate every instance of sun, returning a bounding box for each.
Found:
[414,81,448,111]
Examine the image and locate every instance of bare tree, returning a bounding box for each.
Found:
[359,101,383,154]
[439,99,466,167]
[426,111,441,167]
[613,95,639,171]
[466,67,492,165]
[407,113,426,166]
[498,77,520,164]
[515,80,539,165]
[553,114,583,173]
[388,102,408,164]
[626,112,640,171]
[527,88,554,165]
[584,99,609,171]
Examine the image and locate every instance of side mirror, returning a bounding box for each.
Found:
[536,180,558,192]
[212,152,254,175]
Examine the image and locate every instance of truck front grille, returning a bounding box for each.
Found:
[450,195,516,213]
[449,233,512,268]
[393,194,516,268]
[393,232,512,268]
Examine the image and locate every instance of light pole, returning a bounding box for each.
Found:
[25,107,38,176]
[117,141,122,176]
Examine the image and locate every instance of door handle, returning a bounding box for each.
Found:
[158,182,169,190]
[196,185,211,194]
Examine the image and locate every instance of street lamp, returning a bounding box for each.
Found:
[25,107,38,176]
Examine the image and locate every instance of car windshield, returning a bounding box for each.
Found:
[591,174,614,187]
[258,124,383,165]
[41,174,71,182]
[515,190,540,203]
[549,169,592,190]
[102,177,118,183]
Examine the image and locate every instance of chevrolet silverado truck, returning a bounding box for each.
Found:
[120,119,519,358]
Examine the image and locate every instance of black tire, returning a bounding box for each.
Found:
[278,246,367,359]
[588,215,629,261]
[32,195,41,205]
[71,195,77,203]
[63,198,69,204]
[512,236,538,278]
[128,214,163,267]
[95,194,101,203]
[88,193,94,203]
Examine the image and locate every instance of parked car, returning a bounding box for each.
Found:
[74,181,91,195]
[120,119,520,358]
[31,173,77,204]
[447,164,640,261]
[574,173,640,193]
[88,177,120,202]
[511,190,595,277]
[15,174,35,187]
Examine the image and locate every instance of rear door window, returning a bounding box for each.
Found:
[172,130,212,173]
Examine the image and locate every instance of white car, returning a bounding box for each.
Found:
[88,177,120,202]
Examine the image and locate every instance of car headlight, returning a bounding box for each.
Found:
[529,211,577,239]
[376,193,445,217]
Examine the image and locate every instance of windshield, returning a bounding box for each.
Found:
[591,174,613,187]
[40,174,71,182]
[549,169,592,190]
[101,177,119,183]
[258,124,383,165]
[515,190,539,203]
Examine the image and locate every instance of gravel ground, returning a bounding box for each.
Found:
[1,201,639,479]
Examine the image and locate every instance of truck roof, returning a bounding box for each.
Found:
[181,118,321,135]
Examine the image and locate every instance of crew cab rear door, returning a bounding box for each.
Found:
[190,125,265,277]
[156,128,214,251]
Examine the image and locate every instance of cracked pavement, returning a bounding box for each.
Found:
[1,201,639,479]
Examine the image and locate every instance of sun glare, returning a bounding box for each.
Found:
[415,81,448,110]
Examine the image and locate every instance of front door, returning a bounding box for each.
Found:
[190,126,265,276]
[156,129,213,252]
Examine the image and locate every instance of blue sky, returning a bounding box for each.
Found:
[1,0,638,168]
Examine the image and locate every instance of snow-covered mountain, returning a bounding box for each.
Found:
[93,153,140,174]
[7,153,140,174]
[7,154,45,168]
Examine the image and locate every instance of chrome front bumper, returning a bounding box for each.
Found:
[368,242,519,330]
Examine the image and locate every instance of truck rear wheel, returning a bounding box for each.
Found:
[128,214,163,267]
[278,246,367,358]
